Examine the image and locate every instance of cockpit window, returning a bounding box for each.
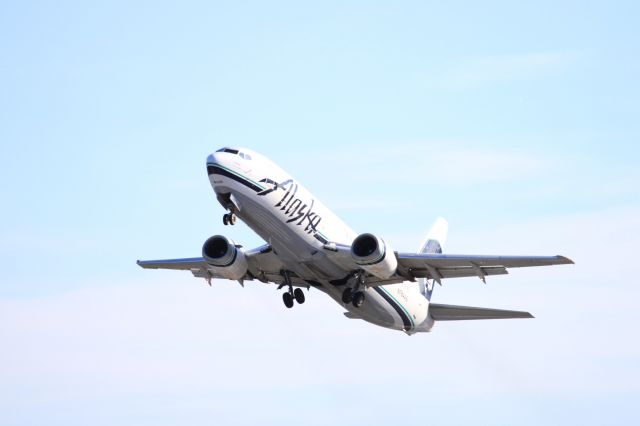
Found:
[215,148,250,159]
[216,147,237,154]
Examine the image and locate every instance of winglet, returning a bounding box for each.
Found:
[556,255,575,264]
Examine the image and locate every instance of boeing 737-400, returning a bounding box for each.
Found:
[137,147,573,334]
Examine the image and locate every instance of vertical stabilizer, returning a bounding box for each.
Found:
[418,217,448,300]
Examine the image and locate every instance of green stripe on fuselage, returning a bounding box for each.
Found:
[207,162,266,191]
[379,286,415,329]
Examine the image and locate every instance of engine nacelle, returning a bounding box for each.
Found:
[202,235,248,280]
[350,233,398,279]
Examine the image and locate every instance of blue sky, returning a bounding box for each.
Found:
[1,1,639,425]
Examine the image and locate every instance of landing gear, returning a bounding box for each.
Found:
[222,213,237,226]
[280,270,306,308]
[282,288,305,308]
[342,287,365,308]
[282,292,294,308]
[352,291,365,308]
[342,288,353,304]
[294,288,305,304]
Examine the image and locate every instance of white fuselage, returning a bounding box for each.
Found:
[207,148,433,333]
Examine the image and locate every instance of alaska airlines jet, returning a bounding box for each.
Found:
[138,147,573,335]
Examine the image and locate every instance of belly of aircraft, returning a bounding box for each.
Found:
[229,191,347,278]
[221,190,401,329]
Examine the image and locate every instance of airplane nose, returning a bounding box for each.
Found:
[207,153,222,177]
[207,151,226,167]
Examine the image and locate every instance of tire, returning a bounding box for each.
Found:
[341,288,353,304]
[230,214,237,225]
[352,291,365,308]
[293,288,305,304]
[283,292,294,308]
[223,214,228,226]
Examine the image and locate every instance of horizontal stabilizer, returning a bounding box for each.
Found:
[137,257,206,270]
[429,303,533,321]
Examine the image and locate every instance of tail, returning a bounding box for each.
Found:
[417,217,448,300]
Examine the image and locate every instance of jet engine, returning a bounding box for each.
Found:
[350,233,398,279]
[202,235,248,280]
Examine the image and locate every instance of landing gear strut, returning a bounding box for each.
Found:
[222,213,237,226]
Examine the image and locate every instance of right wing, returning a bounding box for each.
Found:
[429,303,533,320]
[322,242,573,285]
[394,253,573,283]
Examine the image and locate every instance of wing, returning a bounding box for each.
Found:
[394,253,574,283]
[429,303,533,320]
[137,245,309,286]
[322,243,573,286]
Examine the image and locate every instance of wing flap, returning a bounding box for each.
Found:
[411,266,508,279]
[398,253,573,269]
[395,253,572,281]
[429,303,533,321]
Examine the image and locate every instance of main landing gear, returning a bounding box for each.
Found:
[341,271,366,308]
[342,287,366,308]
[282,288,305,308]
[222,213,236,226]
[280,269,305,309]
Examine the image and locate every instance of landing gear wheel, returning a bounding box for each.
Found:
[282,292,294,309]
[222,214,229,226]
[352,291,365,308]
[341,288,353,304]
[293,288,305,304]
[229,214,237,225]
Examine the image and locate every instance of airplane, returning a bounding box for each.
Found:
[137,147,573,335]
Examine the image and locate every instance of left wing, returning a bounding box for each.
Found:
[137,246,309,286]
[137,257,235,282]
